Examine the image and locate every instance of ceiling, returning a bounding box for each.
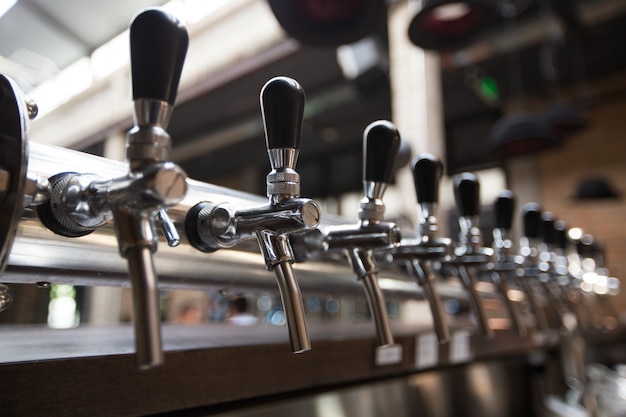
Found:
[0,0,167,90]
[2,0,626,198]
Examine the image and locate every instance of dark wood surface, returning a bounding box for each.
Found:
[0,322,623,416]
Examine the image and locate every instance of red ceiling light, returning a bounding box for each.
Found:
[489,112,560,158]
[267,0,385,47]
[408,0,500,51]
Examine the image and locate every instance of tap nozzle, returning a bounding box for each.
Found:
[186,77,320,353]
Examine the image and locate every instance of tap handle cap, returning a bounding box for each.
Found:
[453,172,480,217]
[541,211,557,244]
[130,8,188,105]
[412,153,443,204]
[363,120,401,184]
[261,76,305,150]
[554,220,568,250]
[494,190,515,230]
[522,202,542,238]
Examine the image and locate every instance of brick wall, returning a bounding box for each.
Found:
[534,76,626,307]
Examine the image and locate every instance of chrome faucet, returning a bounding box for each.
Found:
[516,203,554,333]
[387,153,450,343]
[185,76,321,353]
[36,8,189,369]
[319,120,401,347]
[489,190,527,337]
[447,173,493,338]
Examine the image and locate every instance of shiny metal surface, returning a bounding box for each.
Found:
[0,141,472,304]
[346,247,394,347]
[409,259,450,343]
[457,264,494,338]
[208,359,533,417]
[0,75,29,274]
[273,259,310,353]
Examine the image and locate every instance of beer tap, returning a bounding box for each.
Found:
[319,120,401,347]
[489,190,527,337]
[575,233,621,329]
[448,173,493,338]
[387,154,450,343]
[185,76,321,353]
[553,220,591,330]
[36,8,189,368]
[539,212,579,327]
[517,203,553,332]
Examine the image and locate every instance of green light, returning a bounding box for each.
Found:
[479,76,499,101]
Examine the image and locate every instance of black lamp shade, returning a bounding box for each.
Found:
[540,101,587,138]
[267,0,385,47]
[408,0,499,51]
[574,177,620,200]
[489,112,560,158]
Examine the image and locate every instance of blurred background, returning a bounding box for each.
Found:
[0,0,624,330]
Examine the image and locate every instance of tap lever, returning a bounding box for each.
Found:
[454,172,480,218]
[541,212,557,248]
[363,120,401,202]
[157,208,180,247]
[130,8,188,105]
[412,154,443,240]
[554,220,569,254]
[522,202,542,241]
[360,120,400,223]
[364,121,401,188]
[494,190,515,232]
[261,76,304,151]
[261,77,305,201]
[412,153,443,205]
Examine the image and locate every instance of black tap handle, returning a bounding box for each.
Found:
[261,77,305,150]
[363,120,401,184]
[522,202,542,238]
[541,212,557,244]
[453,172,480,217]
[412,153,443,204]
[554,220,568,250]
[130,8,188,105]
[494,190,515,230]
[576,233,594,258]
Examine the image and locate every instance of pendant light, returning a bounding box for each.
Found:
[267,0,385,47]
[408,0,500,51]
[489,0,558,158]
[536,0,587,139]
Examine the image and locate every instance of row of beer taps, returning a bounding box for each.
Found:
[1,8,620,371]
